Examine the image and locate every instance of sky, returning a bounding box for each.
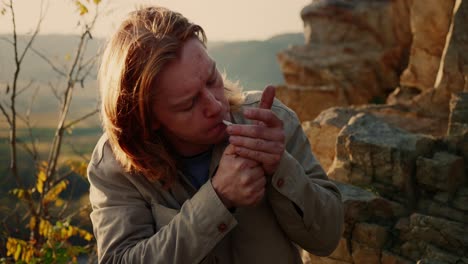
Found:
[0,0,311,42]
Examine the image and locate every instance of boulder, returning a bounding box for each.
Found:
[277,0,412,121]
[351,241,381,264]
[400,0,456,91]
[328,113,434,204]
[417,199,468,224]
[434,188,468,212]
[413,0,468,116]
[381,251,413,264]
[415,152,465,193]
[352,222,389,249]
[419,244,466,264]
[448,92,468,137]
[336,182,407,230]
[300,0,411,52]
[303,107,358,171]
[406,213,468,256]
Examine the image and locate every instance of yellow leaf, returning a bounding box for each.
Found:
[36,170,47,194]
[55,198,65,207]
[10,188,25,199]
[75,1,89,15]
[38,170,46,181]
[93,0,101,4]
[14,243,21,261]
[44,180,69,204]
[84,233,93,241]
[24,247,34,263]
[39,219,52,237]
[6,238,15,256]
[29,216,36,230]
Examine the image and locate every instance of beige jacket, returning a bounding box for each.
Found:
[88,92,344,264]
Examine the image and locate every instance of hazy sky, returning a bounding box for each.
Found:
[0,0,311,41]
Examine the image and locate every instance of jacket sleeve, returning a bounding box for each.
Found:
[88,141,237,264]
[266,106,344,256]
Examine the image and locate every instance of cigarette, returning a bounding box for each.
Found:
[222,120,233,126]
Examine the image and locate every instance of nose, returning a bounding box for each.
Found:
[202,89,222,118]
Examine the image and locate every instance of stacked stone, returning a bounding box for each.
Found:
[302,104,468,263]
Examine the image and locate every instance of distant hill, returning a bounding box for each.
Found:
[0,33,304,120]
[209,33,305,90]
[0,33,304,89]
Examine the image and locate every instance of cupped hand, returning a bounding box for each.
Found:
[226,86,285,176]
[212,144,266,208]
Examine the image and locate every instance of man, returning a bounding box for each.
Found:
[89,6,343,263]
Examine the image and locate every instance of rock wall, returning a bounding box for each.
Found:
[302,95,468,264]
[275,1,468,262]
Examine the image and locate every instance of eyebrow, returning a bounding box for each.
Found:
[171,60,216,108]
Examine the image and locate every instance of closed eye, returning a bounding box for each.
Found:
[181,94,199,111]
[207,73,218,86]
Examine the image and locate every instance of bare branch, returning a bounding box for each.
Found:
[78,53,100,81]
[25,85,40,118]
[16,138,36,160]
[58,176,77,219]
[0,36,13,46]
[18,0,45,65]
[5,0,39,221]
[48,81,62,103]
[0,102,12,126]
[64,109,98,129]
[45,2,101,201]
[15,79,34,97]
[23,85,41,160]
[29,46,67,77]
[9,0,19,66]
[67,141,90,162]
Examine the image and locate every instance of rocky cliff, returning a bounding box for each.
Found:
[276,0,468,263]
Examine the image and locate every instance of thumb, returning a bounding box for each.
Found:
[223,144,237,156]
[254,85,276,126]
[259,85,276,110]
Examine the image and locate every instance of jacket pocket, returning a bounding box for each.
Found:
[150,203,179,230]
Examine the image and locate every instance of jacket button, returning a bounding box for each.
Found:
[277,178,285,188]
[217,223,227,232]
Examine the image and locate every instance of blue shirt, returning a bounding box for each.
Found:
[180,149,212,190]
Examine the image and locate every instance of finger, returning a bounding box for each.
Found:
[255,86,276,126]
[223,144,237,156]
[243,108,283,128]
[229,135,284,155]
[259,85,275,110]
[249,173,266,193]
[237,157,260,170]
[227,124,285,142]
[234,146,282,165]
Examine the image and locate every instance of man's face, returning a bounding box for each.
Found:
[152,38,231,156]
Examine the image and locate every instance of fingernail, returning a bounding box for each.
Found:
[244,108,252,116]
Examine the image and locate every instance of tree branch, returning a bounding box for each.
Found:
[15,79,35,97]
[44,2,101,199]
[48,81,62,103]
[29,46,67,77]
[64,109,98,130]
[0,102,12,127]
[17,0,45,65]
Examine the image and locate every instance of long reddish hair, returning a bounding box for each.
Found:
[99,6,243,186]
